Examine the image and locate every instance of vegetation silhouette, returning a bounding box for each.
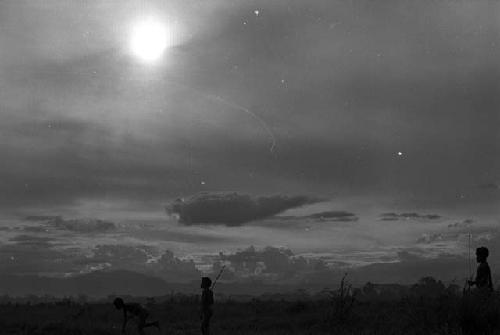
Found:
[0,261,496,334]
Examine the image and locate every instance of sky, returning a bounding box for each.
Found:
[0,0,499,286]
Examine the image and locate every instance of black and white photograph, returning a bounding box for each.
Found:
[0,1,499,334]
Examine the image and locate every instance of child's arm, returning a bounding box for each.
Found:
[468,265,482,286]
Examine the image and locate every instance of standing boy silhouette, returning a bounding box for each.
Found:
[468,246,493,292]
[200,277,214,335]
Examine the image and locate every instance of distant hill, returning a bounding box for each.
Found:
[0,270,191,298]
[0,270,321,298]
[1,263,496,299]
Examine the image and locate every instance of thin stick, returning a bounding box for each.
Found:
[468,233,472,280]
[211,265,226,290]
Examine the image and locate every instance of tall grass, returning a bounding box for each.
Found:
[0,280,498,334]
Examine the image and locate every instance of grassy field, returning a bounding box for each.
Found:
[0,288,499,334]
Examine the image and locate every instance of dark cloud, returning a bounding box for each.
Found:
[166,192,319,226]
[307,211,358,222]
[379,212,441,221]
[24,216,115,233]
[251,209,359,228]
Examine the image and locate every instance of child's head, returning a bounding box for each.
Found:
[201,277,212,289]
[113,297,125,310]
[476,247,489,263]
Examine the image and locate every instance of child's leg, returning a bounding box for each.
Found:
[201,313,211,335]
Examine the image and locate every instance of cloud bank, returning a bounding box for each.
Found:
[166,192,319,226]
[215,246,330,281]
[26,216,116,233]
[379,212,441,221]
[306,211,358,222]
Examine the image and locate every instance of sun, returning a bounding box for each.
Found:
[129,16,170,63]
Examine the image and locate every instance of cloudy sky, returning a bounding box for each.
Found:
[0,0,499,285]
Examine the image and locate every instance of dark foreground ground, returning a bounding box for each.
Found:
[0,289,499,334]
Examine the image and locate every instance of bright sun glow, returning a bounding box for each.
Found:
[129,17,170,63]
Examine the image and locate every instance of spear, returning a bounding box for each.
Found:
[468,233,472,282]
[464,233,473,294]
[211,265,226,290]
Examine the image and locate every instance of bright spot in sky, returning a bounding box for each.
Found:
[397,151,403,156]
[129,17,169,63]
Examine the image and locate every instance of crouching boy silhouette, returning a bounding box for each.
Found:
[200,277,214,335]
[113,297,159,334]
